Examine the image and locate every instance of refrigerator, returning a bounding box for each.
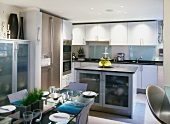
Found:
[0,39,30,106]
[41,13,62,90]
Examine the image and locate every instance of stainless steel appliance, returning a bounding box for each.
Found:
[117,53,125,61]
[63,40,72,75]
[41,13,62,89]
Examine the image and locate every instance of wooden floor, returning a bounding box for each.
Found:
[89,93,160,124]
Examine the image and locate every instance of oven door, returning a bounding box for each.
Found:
[63,60,71,75]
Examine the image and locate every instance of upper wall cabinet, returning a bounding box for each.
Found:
[63,20,72,40]
[128,21,157,45]
[85,24,110,41]
[72,25,86,45]
[110,23,128,45]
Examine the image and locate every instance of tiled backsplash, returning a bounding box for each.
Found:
[129,46,156,60]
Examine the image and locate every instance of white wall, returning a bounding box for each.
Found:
[0,3,22,38]
[164,0,170,86]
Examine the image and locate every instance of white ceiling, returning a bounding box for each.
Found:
[0,0,163,23]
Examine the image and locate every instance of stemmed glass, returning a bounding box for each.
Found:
[33,109,42,122]
[23,111,33,124]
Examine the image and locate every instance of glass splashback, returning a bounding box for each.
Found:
[129,46,156,60]
[89,46,112,59]
[0,43,13,105]
[17,44,28,91]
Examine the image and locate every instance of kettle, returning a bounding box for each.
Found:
[117,53,125,61]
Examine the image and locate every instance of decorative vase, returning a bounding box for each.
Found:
[8,13,18,39]
[18,17,24,39]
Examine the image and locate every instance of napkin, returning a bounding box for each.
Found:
[11,100,23,106]
[55,104,83,115]
[64,101,86,108]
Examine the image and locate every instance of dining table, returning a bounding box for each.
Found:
[1,89,95,124]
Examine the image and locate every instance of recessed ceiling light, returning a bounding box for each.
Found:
[91,8,94,10]
[106,9,114,12]
[59,10,62,13]
[124,11,127,13]
[121,6,124,8]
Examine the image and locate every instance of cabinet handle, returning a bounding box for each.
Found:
[37,27,40,42]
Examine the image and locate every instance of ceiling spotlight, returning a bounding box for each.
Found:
[121,6,124,7]
[124,11,127,13]
[106,9,114,12]
[59,10,62,13]
[91,8,94,10]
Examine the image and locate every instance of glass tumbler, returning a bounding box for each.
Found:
[23,111,33,124]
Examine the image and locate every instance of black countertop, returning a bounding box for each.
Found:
[72,58,163,66]
[75,65,138,74]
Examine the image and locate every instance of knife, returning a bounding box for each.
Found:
[0,107,10,111]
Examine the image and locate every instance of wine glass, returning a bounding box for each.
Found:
[33,109,42,122]
[23,111,33,124]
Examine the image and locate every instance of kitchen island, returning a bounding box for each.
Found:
[75,65,137,118]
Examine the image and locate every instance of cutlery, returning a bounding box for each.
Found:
[0,107,10,111]
[53,115,68,119]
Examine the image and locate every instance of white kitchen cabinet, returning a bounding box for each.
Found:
[128,21,157,45]
[141,65,157,89]
[63,20,72,40]
[72,25,86,45]
[157,65,164,88]
[110,23,128,45]
[61,74,72,89]
[85,24,110,41]
[72,62,81,82]
[127,64,157,89]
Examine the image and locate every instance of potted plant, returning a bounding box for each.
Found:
[20,88,43,118]
[77,47,85,60]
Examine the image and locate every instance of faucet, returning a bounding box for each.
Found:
[136,56,142,63]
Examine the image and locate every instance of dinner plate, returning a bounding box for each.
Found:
[49,113,70,122]
[0,105,16,113]
[43,91,49,96]
[82,91,97,97]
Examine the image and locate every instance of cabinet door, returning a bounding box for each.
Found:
[63,20,72,40]
[76,70,102,106]
[142,65,158,89]
[61,75,67,89]
[110,23,128,45]
[128,22,142,45]
[157,65,164,88]
[17,43,29,91]
[73,62,81,82]
[85,24,98,41]
[103,72,131,109]
[97,24,110,41]
[72,25,86,45]
[0,42,13,106]
[141,21,157,45]
[127,64,142,89]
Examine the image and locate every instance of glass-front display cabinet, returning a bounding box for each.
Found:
[103,72,132,110]
[76,70,102,106]
[0,39,30,106]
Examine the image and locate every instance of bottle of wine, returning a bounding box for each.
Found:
[7,24,10,39]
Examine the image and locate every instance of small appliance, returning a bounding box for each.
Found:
[117,53,125,61]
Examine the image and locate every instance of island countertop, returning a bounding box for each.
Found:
[75,65,138,74]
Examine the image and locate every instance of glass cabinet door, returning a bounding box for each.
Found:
[0,43,13,105]
[103,72,130,108]
[76,70,102,106]
[17,43,29,91]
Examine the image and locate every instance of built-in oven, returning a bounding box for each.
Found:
[63,40,72,75]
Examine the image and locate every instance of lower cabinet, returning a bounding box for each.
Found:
[76,70,135,112]
[61,74,72,89]
[127,64,157,89]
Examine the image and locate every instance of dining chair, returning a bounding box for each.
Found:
[68,82,88,92]
[7,89,28,103]
[146,84,170,124]
[75,99,94,124]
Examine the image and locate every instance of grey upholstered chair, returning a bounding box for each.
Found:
[68,82,88,92]
[7,89,28,103]
[146,85,170,124]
